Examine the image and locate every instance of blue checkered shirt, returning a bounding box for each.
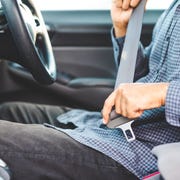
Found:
[47,1,180,179]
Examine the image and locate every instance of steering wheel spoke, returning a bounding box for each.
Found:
[1,0,56,84]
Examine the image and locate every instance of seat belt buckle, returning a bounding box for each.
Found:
[117,120,135,142]
[107,111,136,142]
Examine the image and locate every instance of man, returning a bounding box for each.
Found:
[0,0,179,179]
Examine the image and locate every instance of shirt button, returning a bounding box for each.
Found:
[166,36,170,41]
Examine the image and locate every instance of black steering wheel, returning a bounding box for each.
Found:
[1,0,56,84]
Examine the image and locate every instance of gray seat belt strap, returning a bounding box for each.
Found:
[115,0,146,86]
[107,0,146,142]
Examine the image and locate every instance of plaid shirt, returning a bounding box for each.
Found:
[47,0,180,179]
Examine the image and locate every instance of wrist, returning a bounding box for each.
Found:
[160,83,169,106]
[113,25,127,38]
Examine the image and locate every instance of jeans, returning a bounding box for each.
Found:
[0,102,139,180]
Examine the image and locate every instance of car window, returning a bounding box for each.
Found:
[35,0,174,11]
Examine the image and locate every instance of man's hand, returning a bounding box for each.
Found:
[111,0,142,37]
[102,83,169,124]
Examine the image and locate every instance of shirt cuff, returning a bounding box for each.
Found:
[165,81,180,127]
[111,28,125,67]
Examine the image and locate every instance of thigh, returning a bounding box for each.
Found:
[0,102,70,125]
[0,121,138,180]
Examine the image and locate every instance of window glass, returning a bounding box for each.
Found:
[36,0,174,11]
[146,0,174,9]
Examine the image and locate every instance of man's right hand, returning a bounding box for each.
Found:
[111,0,141,38]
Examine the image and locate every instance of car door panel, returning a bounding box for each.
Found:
[53,47,115,78]
[44,10,163,80]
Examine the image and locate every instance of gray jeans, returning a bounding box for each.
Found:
[0,102,138,180]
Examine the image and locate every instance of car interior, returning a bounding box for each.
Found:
[0,0,178,179]
[0,0,163,112]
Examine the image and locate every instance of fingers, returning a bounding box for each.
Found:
[126,103,144,119]
[113,0,141,10]
[115,91,121,114]
[115,87,128,118]
[102,91,117,124]
[113,0,122,8]
[122,0,131,10]
[130,0,141,8]
[102,84,145,125]
[115,92,143,119]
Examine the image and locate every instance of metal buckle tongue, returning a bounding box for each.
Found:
[117,119,135,142]
[107,111,136,142]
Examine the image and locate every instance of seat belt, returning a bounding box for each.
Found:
[107,0,146,142]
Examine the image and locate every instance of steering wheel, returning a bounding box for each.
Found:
[1,0,56,84]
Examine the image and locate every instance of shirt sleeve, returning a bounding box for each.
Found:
[111,28,125,68]
[165,81,180,127]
